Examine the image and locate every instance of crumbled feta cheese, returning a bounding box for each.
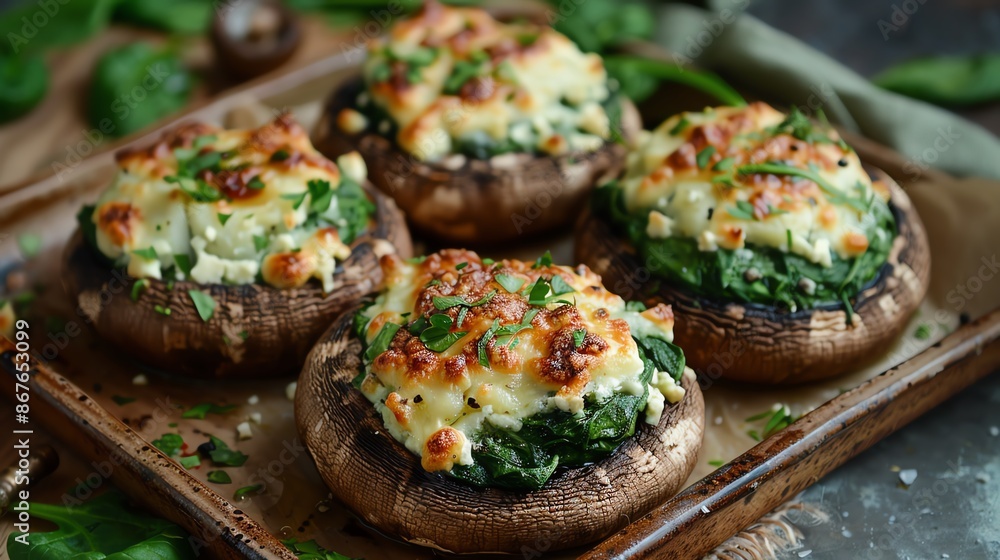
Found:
[247,394,259,405]
[285,381,297,401]
[236,421,252,440]
[132,374,148,386]
[646,210,675,239]
[698,230,718,252]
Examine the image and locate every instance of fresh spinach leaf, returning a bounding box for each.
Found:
[6,490,197,560]
[87,42,194,138]
[592,182,895,311]
[874,54,1000,107]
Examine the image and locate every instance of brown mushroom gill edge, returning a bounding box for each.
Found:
[61,183,412,379]
[313,76,641,245]
[0,338,295,560]
[294,306,706,555]
[574,171,931,385]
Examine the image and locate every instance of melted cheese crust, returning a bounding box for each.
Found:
[92,115,365,291]
[357,250,679,473]
[354,2,610,160]
[621,102,890,265]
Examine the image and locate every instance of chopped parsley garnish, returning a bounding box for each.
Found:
[179,455,201,469]
[532,250,554,269]
[364,322,400,362]
[745,405,796,440]
[253,235,269,252]
[17,233,42,259]
[418,314,467,352]
[669,116,689,136]
[572,329,586,348]
[270,149,290,162]
[914,324,932,340]
[281,192,308,210]
[188,290,217,322]
[432,290,496,310]
[132,246,158,260]
[443,51,488,94]
[727,200,757,221]
[478,319,501,368]
[166,176,223,203]
[307,179,334,214]
[495,274,525,293]
[154,305,172,316]
[182,402,236,419]
[152,433,183,457]
[217,213,233,225]
[695,146,716,169]
[713,157,735,171]
[207,470,232,484]
[130,279,149,302]
[456,262,468,270]
[206,436,248,467]
[111,395,136,406]
[406,255,427,264]
[526,276,575,306]
[173,254,193,276]
[247,175,265,190]
[233,484,263,499]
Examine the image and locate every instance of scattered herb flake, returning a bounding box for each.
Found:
[669,116,689,136]
[17,233,42,259]
[207,470,232,484]
[364,322,401,363]
[233,484,263,500]
[154,305,172,316]
[132,246,158,260]
[572,329,586,348]
[174,254,193,276]
[111,395,136,406]
[713,157,735,171]
[495,274,525,293]
[188,289,217,322]
[253,234,269,252]
[179,455,201,469]
[533,250,553,269]
[182,402,236,419]
[208,436,248,467]
[130,279,149,301]
[152,433,183,457]
[914,324,932,340]
[696,146,716,169]
[218,213,233,225]
[281,192,307,210]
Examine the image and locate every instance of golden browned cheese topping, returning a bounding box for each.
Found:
[355,250,681,472]
[623,102,892,266]
[346,1,612,160]
[90,114,369,291]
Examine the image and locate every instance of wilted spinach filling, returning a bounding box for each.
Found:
[592,183,897,312]
[354,84,624,160]
[354,307,686,491]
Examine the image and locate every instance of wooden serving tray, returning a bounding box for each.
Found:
[1,49,998,559]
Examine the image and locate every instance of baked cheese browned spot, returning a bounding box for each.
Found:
[91,114,364,291]
[623,102,890,265]
[355,249,681,473]
[356,2,612,160]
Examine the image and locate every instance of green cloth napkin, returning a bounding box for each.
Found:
[652,3,1000,181]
